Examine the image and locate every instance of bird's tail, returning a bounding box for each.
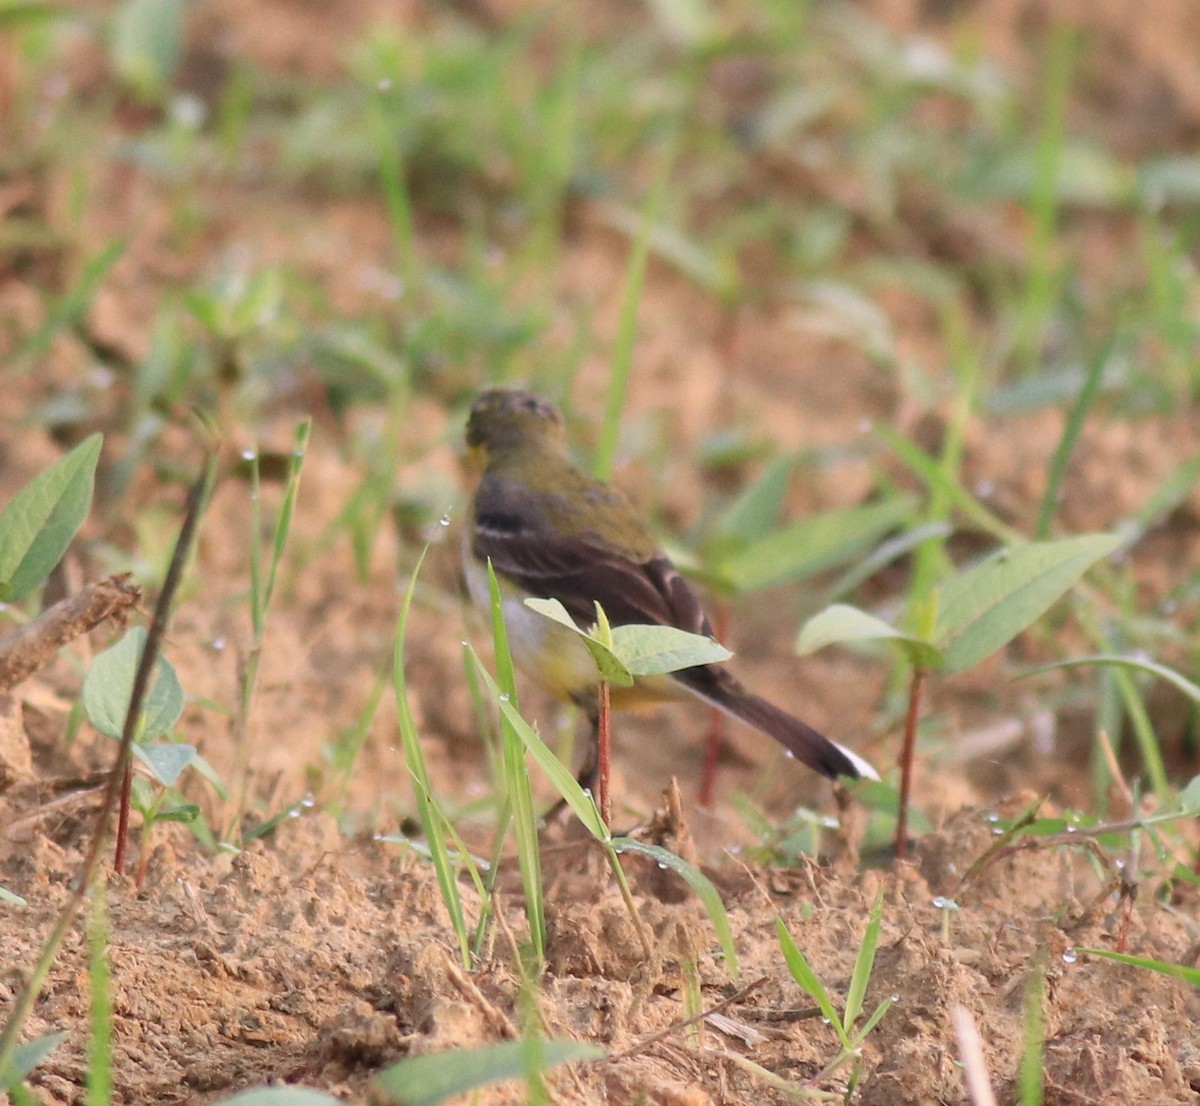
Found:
[674,666,878,782]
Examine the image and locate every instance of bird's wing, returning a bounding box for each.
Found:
[472,473,711,635]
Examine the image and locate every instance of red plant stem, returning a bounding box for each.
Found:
[597,680,612,828]
[114,763,133,873]
[698,598,731,808]
[895,666,927,860]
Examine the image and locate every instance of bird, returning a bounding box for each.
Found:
[461,386,877,796]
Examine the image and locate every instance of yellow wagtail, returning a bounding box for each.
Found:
[462,387,877,791]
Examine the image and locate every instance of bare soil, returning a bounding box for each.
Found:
[2,2,1199,1104]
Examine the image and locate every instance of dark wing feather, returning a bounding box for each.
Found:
[473,472,710,635]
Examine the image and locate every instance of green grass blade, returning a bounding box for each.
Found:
[1076,947,1200,987]
[85,887,111,1106]
[1018,653,1200,704]
[1035,338,1109,539]
[260,421,311,635]
[394,546,471,968]
[1111,668,1170,802]
[877,426,1021,545]
[1018,958,1045,1106]
[374,1039,604,1106]
[1014,25,1077,373]
[843,885,885,1034]
[15,240,125,365]
[370,89,419,293]
[593,147,673,482]
[774,916,850,1049]
[824,521,952,604]
[467,648,608,841]
[486,564,545,965]
[612,838,739,980]
[847,996,895,1049]
[722,497,917,595]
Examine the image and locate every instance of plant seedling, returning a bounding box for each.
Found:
[775,885,891,1093]
[797,533,1121,857]
[82,625,193,882]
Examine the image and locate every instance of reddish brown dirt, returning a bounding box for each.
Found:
[3,2,1200,1105]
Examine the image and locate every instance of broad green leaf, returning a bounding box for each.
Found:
[775,917,851,1049]
[132,742,197,786]
[1180,775,1200,815]
[1018,654,1200,704]
[374,1039,604,1106]
[469,649,610,842]
[796,604,943,669]
[1075,948,1200,988]
[82,626,185,741]
[610,623,732,676]
[721,497,914,594]
[211,1090,341,1106]
[612,838,739,979]
[934,534,1119,673]
[0,1031,66,1091]
[0,433,101,601]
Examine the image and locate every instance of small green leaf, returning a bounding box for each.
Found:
[0,433,101,601]
[522,598,634,686]
[610,624,732,676]
[469,648,610,841]
[612,838,739,979]
[720,497,915,594]
[374,1039,604,1106]
[796,604,943,669]
[0,1031,66,1091]
[1180,776,1200,815]
[210,1089,342,1106]
[82,627,185,741]
[132,742,197,786]
[522,596,578,632]
[934,534,1119,673]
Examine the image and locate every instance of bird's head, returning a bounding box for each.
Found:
[465,388,568,466]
